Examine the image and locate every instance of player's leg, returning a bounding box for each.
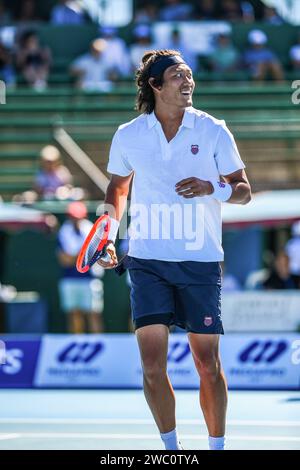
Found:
[136,323,175,433]
[188,333,227,448]
[128,257,182,449]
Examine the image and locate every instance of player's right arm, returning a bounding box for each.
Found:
[98,173,133,268]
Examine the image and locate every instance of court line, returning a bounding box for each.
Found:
[0,418,300,426]
[0,434,20,441]
[0,433,299,442]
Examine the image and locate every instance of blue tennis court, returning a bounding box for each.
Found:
[0,389,299,450]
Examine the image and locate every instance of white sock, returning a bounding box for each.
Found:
[208,435,225,450]
[160,428,182,450]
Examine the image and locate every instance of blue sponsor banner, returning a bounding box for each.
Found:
[34,334,141,388]
[34,333,300,390]
[1,334,300,389]
[0,337,41,388]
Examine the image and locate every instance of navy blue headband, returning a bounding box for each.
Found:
[149,55,186,78]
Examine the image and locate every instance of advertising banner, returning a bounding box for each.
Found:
[0,337,41,388]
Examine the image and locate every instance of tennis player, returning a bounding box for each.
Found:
[98,49,251,451]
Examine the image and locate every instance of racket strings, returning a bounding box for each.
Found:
[84,222,106,266]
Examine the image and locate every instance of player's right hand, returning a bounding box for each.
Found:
[97,241,118,269]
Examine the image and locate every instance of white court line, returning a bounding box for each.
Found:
[0,433,299,442]
[0,418,300,426]
[0,434,20,441]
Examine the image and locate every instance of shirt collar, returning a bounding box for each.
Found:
[147,107,195,130]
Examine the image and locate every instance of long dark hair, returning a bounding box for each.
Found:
[135,49,182,114]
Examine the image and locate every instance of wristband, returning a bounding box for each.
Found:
[210,181,232,202]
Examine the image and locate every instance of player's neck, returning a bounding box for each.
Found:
[154,105,185,128]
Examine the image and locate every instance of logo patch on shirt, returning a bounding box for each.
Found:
[191,144,199,155]
[218,181,226,188]
[204,316,213,327]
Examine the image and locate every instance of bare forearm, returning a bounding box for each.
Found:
[104,182,129,221]
[227,181,251,205]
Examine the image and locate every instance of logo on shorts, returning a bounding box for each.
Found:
[204,316,213,327]
[191,144,199,155]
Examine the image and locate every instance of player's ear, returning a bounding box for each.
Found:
[148,77,161,91]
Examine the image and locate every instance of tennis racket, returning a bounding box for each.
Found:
[76,213,112,273]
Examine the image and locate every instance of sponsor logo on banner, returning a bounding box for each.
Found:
[221,335,300,389]
[57,342,104,364]
[32,333,300,390]
[238,340,287,363]
[34,334,141,388]
[34,336,105,387]
[0,339,41,388]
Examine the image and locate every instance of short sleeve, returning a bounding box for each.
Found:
[107,130,133,176]
[214,122,245,176]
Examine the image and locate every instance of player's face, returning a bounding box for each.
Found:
[160,64,195,108]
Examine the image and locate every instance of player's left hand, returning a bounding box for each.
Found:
[175,177,214,198]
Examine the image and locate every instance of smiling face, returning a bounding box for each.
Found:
[156,63,195,109]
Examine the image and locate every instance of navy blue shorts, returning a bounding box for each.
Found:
[125,256,223,334]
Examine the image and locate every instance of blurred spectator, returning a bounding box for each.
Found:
[263,6,284,25]
[99,26,131,78]
[159,0,193,21]
[17,0,39,23]
[0,41,16,86]
[218,0,242,21]
[209,32,239,72]
[130,24,156,69]
[16,31,51,90]
[193,0,216,20]
[57,201,104,333]
[51,0,86,25]
[290,32,300,70]
[134,2,158,23]
[167,28,199,71]
[243,29,284,82]
[221,263,242,292]
[241,1,255,23]
[244,267,269,290]
[70,38,113,91]
[285,221,300,289]
[34,145,73,200]
[0,0,12,25]
[262,251,295,290]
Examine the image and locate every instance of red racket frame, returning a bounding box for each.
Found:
[76,214,111,273]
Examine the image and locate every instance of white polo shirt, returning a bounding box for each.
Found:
[107,107,245,262]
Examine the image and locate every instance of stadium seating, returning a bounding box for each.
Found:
[0,82,299,200]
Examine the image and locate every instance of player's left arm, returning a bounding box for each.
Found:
[221,168,252,205]
[175,169,251,205]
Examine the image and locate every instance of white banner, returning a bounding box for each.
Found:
[34,333,300,390]
[222,291,300,332]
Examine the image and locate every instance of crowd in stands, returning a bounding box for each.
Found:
[223,221,300,292]
[0,1,299,89]
[0,1,291,25]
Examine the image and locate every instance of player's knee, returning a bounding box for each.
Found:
[194,354,221,382]
[142,360,167,386]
